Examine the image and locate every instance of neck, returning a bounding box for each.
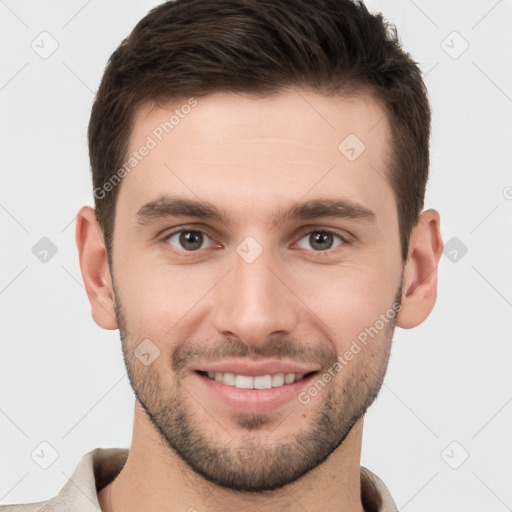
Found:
[98,401,365,512]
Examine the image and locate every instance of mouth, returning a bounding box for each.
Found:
[194,369,320,415]
[195,370,318,389]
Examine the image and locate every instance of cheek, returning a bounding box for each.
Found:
[114,255,218,340]
[293,263,400,351]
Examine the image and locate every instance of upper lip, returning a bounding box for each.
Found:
[194,359,320,377]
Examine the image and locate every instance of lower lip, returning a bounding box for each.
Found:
[194,371,317,415]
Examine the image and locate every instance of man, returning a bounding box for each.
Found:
[2,0,442,510]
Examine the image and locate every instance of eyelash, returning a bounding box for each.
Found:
[161,227,351,256]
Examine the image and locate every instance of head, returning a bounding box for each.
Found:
[77,0,442,493]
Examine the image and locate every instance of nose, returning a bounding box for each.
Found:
[212,245,299,347]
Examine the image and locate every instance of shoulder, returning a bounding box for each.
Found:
[0,447,128,512]
[0,500,55,511]
[0,492,74,512]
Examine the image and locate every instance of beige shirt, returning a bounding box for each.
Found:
[0,448,397,512]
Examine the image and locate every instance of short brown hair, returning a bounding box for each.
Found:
[88,0,431,262]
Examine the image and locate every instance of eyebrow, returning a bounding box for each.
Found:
[135,195,376,227]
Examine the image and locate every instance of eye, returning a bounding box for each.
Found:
[296,230,346,252]
[164,229,215,251]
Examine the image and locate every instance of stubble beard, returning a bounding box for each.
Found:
[113,280,400,492]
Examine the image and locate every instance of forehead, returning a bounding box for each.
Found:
[117,89,394,225]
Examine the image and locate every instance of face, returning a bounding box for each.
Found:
[110,90,404,492]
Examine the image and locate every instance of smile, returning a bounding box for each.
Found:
[198,370,316,389]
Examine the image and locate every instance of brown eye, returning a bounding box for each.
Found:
[165,230,209,251]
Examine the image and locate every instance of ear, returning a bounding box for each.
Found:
[396,209,443,329]
[75,206,118,330]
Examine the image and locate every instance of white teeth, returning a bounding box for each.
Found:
[223,372,236,386]
[284,373,296,384]
[235,375,254,389]
[253,375,272,389]
[271,373,285,387]
[205,371,308,389]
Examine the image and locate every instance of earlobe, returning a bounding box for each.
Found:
[75,206,119,330]
[396,209,443,329]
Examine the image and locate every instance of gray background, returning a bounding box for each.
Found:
[1,0,511,510]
